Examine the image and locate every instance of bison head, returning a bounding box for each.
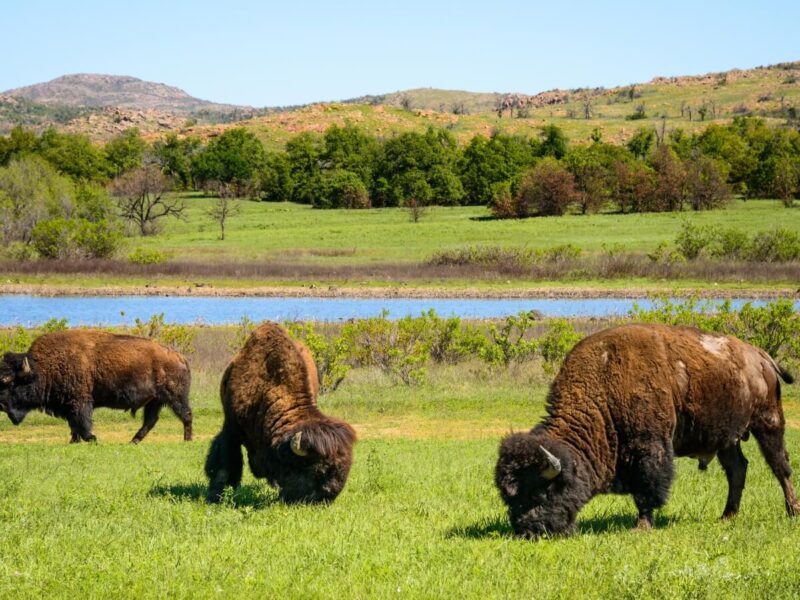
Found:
[273,418,356,504]
[0,352,37,425]
[495,429,588,538]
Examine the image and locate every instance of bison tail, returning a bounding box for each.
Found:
[780,367,795,385]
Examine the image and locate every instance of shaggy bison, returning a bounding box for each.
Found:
[495,323,798,538]
[205,322,355,504]
[0,329,192,443]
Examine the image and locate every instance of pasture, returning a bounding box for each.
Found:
[2,198,796,294]
[2,331,800,598]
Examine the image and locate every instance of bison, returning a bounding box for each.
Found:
[205,322,355,504]
[495,323,798,538]
[0,329,192,443]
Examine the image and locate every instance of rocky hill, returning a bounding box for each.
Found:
[2,62,798,144]
[3,73,243,113]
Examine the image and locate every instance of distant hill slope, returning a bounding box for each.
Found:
[2,62,798,144]
[3,73,244,113]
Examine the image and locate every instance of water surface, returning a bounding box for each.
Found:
[0,294,793,327]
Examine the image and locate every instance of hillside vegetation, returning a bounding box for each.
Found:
[3,62,798,144]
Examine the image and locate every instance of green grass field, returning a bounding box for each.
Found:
[2,358,800,598]
[132,197,794,264]
[3,197,795,294]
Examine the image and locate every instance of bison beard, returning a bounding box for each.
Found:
[205,322,355,504]
[495,323,799,538]
[0,330,192,443]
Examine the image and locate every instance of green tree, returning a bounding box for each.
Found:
[538,124,568,159]
[373,128,461,207]
[316,169,370,209]
[260,151,294,202]
[0,156,74,243]
[0,127,38,166]
[191,128,266,196]
[104,128,147,176]
[458,133,538,205]
[321,124,379,189]
[152,133,200,189]
[285,132,323,205]
[626,127,656,159]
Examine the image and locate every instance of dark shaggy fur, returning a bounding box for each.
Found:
[495,323,798,538]
[205,322,355,504]
[0,329,192,443]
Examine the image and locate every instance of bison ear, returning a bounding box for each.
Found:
[0,373,11,385]
[539,446,562,480]
[290,431,309,457]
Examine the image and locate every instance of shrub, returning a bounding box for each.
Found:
[489,181,517,219]
[748,228,800,262]
[286,321,352,393]
[479,311,540,366]
[710,229,751,260]
[342,312,431,385]
[0,318,68,354]
[132,313,196,354]
[31,218,121,259]
[538,319,584,374]
[675,221,715,260]
[229,315,257,353]
[1,241,38,261]
[128,248,168,265]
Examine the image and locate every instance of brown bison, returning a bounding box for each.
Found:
[294,340,320,399]
[0,329,192,443]
[495,323,798,538]
[205,322,355,504]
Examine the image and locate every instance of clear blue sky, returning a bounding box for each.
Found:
[2,0,798,107]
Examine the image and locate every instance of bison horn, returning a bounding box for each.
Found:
[21,357,31,375]
[539,446,562,480]
[290,431,308,457]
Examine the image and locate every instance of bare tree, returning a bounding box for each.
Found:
[406,197,427,223]
[582,96,594,119]
[111,165,184,236]
[205,182,242,240]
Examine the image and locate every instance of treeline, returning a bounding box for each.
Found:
[1,118,799,231]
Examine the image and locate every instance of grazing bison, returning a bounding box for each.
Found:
[495,323,798,538]
[205,322,355,504]
[0,329,192,443]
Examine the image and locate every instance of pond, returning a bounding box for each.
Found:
[0,294,794,327]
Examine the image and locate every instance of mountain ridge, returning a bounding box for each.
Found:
[3,73,245,113]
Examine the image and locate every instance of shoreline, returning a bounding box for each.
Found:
[1,282,797,300]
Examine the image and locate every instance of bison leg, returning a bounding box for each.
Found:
[131,403,162,444]
[205,424,243,503]
[168,401,193,442]
[717,443,748,518]
[67,406,96,443]
[630,441,675,529]
[752,426,800,516]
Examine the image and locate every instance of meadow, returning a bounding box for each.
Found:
[2,326,800,598]
[2,197,796,294]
